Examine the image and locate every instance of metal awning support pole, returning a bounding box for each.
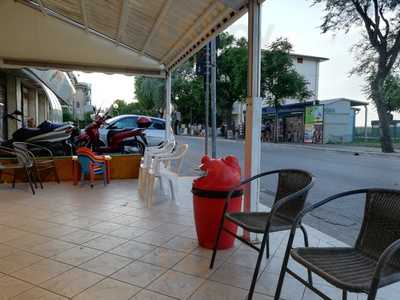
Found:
[210,38,217,158]
[244,0,262,239]
[165,71,172,140]
[204,43,210,155]
[364,104,368,141]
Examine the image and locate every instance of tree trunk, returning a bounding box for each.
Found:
[371,76,394,153]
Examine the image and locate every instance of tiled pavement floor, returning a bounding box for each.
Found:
[0,178,398,299]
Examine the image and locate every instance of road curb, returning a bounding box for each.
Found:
[178,135,399,158]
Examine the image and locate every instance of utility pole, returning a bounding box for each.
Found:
[165,71,172,141]
[210,38,217,158]
[204,43,210,155]
[364,104,368,141]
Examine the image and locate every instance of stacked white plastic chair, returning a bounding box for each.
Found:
[138,140,175,197]
[143,143,188,208]
[138,127,175,197]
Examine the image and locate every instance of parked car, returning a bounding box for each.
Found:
[99,115,168,147]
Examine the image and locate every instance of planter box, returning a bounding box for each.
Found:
[0,154,141,182]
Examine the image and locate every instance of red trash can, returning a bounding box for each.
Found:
[192,155,243,250]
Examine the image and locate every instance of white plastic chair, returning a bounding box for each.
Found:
[138,140,175,197]
[144,143,188,207]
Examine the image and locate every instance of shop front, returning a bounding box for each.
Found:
[262,102,321,144]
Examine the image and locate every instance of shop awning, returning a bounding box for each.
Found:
[24,69,75,106]
[262,102,316,116]
[0,0,247,77]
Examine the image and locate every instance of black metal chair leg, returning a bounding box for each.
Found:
[266,232,270,259]
[29,168,38,189]
[35,168,43,189]
[342,290,347,300]
[247,231,268,300]
[367,288,378,300]
[53,165,60,183]
[274,228,297,300]
[210,212,226,269]
[12,170,16,188]
[300,224,313,286]
[24,168,35,195]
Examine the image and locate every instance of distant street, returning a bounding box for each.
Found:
[177,135,400,244]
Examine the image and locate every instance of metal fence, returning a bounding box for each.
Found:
[354,127,400,143]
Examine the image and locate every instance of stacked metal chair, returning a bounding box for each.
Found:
[0,145,36,194]
[13,142,60,188]
[274,188,400,300]
[209,169,315,300]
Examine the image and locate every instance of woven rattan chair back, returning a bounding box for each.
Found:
[13,147,33,168]
[274,170,313,221]
[355,190,400,268]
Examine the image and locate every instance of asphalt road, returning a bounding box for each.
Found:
[176,135,400,244]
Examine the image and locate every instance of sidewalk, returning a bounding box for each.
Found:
[271,143,400,158]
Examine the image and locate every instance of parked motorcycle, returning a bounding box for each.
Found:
[2,111,76,156]
[75,110,148,155]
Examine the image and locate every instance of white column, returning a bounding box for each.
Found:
[34,90,39,126]
[244,0,262,222]
[38,93,46,123]
[165,71,172,140]
[16,78,22,128]
[6,75,23,138]
[28,89,37,126]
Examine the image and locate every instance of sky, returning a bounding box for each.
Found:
[76,0,388,126]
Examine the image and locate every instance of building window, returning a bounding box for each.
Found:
[297,57,304,64]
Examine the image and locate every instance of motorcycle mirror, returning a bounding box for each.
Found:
[12,110,23,116]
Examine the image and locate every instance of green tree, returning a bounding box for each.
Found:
[62,107,73,122]
[261,38,312,142]
[384,74,400,113]
[134,60,204,124]
[172,61,204,124]
[134,77,165,116]
[109,99,145,116]
[314,0,400,152]
[133,33,311,137]
[216,33,248,129]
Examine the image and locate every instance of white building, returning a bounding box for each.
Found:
[322,98,368,143]
[233,53,329,127]
[68,73,93,121]
[0,68,74,140]
[285,53,329,104]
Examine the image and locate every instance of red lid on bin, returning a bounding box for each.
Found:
[193,155,241,191]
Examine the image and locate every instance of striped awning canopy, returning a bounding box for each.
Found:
[0,0,248,77]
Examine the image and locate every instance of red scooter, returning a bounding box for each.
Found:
[75,112,148,155]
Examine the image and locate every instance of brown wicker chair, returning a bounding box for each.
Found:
[13,142,60,188]
[274,189,400,300]
[209,169,314,300]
